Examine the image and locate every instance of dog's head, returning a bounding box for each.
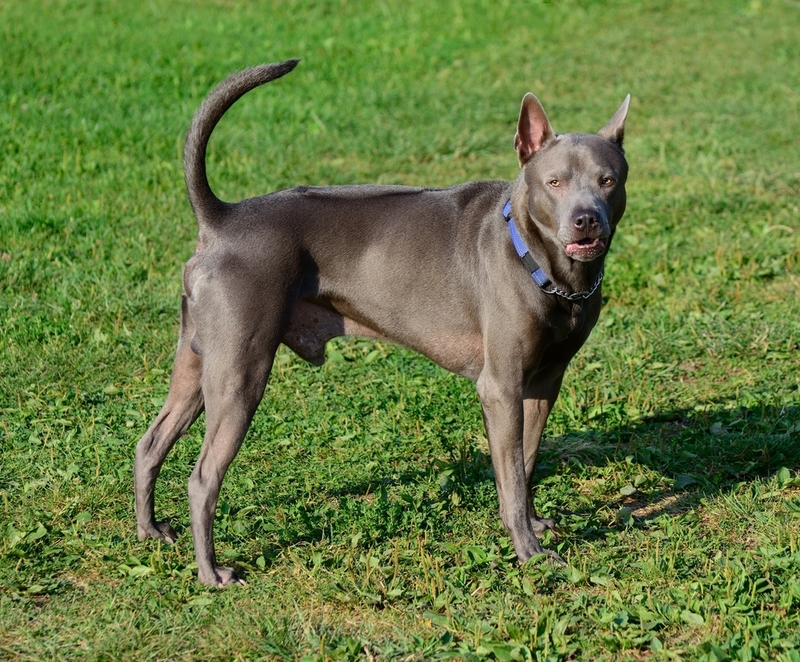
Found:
[514,94,630,263]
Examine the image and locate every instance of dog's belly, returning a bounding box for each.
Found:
[282,300,484,380]
[406,331,485,380]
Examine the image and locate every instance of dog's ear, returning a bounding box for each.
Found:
[514,93,555,167]
[598,94,631,147]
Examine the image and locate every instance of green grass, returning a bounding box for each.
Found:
[2,0,800,659]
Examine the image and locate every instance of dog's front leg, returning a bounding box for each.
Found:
[477,370,549,563]
[522,365,567,538]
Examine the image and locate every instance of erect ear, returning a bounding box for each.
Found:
[597,94,631,147]
[514,93,555,167]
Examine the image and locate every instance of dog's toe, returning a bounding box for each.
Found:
[545,549,566,566]
[138,520,178,543]
[155,521,179,543]
[199,566,245,588]
[531,516,557,537]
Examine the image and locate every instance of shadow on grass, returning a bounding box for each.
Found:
[503,404,796,542]
[208,407,800,580]
[538,403,800,517]
[233,402,799,571]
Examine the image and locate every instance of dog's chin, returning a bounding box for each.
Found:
[564,238,607,262]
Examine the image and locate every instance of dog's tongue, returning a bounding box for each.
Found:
[566,238,606,259]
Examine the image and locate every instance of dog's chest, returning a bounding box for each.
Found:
[543,298,599,348]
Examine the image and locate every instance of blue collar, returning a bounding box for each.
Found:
[503,199,603,300]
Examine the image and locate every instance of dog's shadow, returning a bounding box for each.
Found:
[532,404,799,530]
[220,401,799,567]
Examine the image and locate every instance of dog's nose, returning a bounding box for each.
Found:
[572,211,599,232]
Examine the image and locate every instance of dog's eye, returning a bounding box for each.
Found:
[600,176,615,187]
[548,179,561,188]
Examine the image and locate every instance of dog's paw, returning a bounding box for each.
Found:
[137,520,178,544]
[544,548,566,566]
[198,566,245,588]
[520,548,566,567]
[531,516,558,538]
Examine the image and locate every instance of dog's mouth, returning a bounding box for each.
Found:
[565,237,607,261]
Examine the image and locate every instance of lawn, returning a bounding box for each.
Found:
[1,0,799,659]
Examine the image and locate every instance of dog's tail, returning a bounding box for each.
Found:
[183,59,300,226]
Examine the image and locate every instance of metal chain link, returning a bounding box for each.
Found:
[541,270,603,301]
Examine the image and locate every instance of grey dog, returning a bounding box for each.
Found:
[134,59,630,586]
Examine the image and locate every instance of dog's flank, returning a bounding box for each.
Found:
[135,59,629,586]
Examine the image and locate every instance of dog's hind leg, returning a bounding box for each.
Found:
[188,336,277,586]
[135,295,205,543]
[185,272,293,587]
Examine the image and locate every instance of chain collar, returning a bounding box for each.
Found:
[540,270,603,300]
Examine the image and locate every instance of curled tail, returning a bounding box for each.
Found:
[183,58,300,226]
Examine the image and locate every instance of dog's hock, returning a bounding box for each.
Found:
[514,93,555,167]
[597,94,631,147]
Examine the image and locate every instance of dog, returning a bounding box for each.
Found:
[134,59,630,586]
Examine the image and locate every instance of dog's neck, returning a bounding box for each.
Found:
[503,199,605,301]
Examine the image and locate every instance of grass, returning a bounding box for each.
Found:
[1,0,799,659]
